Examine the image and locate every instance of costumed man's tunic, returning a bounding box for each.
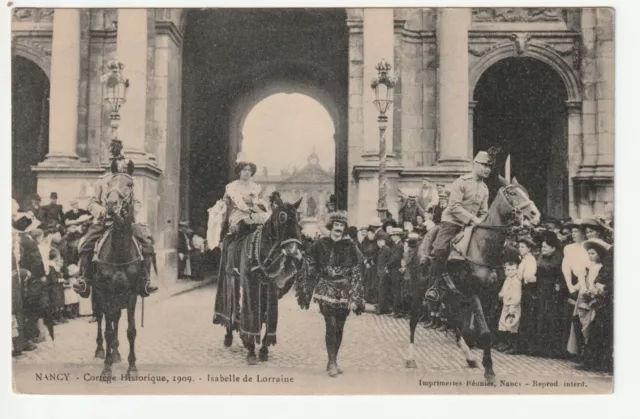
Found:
[296,236,365,315]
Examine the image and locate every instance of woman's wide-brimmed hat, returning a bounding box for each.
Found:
[581,217,612,234]
[517,235,536,250]
[583,238,611,260]
[234,152,257,176]
[540,230,561,250]
[563,219,583,230]
[325,211,349,230]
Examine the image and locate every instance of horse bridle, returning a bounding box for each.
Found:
[498,184,536,229]
[106,173,134,217]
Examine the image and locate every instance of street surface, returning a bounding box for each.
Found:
[12,284,612,395]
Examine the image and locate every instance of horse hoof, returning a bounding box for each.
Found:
[100,369,112,380]
[467,359,479,369]
[247,354,258,366]
[112,351,122,364]
[406,360,418,369]
[259,350,269,362]
[94,348,105,359]
[126,367,138,379]
[224,335,233,348]
[327,364,339,377]
[484,370,496,384]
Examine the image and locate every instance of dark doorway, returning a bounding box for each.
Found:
[12,56,50,208]
[181,9,349,229]
[473,57,568,219]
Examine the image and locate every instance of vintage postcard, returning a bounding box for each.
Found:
[10,7,614,395]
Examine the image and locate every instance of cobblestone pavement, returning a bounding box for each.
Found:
[13,284,611,394]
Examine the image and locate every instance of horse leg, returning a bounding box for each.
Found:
[471,295,495,382]
[126,294,138,377]
[406,290,422,369]
[246,341,257,365]
[112,309,122,364]
[224,327,233,348]
[453,297,479,368]
[101,315,114,379]
[94,312,105,359]
[259,344,269,362]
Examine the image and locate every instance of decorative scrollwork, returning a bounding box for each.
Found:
[472,8,564,23]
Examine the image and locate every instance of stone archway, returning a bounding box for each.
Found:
[227,63,346,199]
[180,9,349,227]
[469,40,582,219]
[12,55,50,206]
[472,56,570,218]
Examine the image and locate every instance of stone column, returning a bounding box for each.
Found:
[595,8,614,173]
[437,8,471,164]
[46,9,81,162]
[116,9,149,163]
[468,101,477,158]
[363,8,394,157]
[566,101,583,220]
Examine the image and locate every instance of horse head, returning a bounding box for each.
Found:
[497,175,541,227]
[105,163,135,222]
[266,192,303,257]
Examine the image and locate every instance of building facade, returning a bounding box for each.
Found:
[11,8,614,285]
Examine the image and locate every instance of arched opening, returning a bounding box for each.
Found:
[180,9,349,229]
[473,57,569,218]
[12,56,50,207]
[243,93,335,236]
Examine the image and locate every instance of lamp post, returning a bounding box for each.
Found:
[100,59,130,149]
[370,58,397,221]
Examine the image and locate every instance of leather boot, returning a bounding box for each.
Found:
[140,257,159,297]
[73,253,92,298]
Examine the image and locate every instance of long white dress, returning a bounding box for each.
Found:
[206,180,270,250]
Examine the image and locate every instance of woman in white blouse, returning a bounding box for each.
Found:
[516,236,538,355]
[223,152,271,235]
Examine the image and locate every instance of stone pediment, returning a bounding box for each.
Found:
[282,165,333,184]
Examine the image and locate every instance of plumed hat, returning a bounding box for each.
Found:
[234,151,257,176]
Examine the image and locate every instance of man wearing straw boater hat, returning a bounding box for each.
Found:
[74,139,158,298]
[426,151,492,291]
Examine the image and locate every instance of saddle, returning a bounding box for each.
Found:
[92,226,143,262]
[450,225,474,261]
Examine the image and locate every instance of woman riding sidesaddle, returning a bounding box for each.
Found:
[214,152,271,276]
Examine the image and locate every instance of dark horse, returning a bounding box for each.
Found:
[405,176,540,382]
[213,193,302,365]
[93,163,151,379]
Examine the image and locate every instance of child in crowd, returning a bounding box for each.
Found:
[497,259,522,354]
[64,264,81,319]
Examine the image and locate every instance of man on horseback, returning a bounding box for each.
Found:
[73,140,158,298]
[426,151,493,296]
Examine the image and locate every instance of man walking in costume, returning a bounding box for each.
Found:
[73,140,158,297]
[296,211,365,377]
[426,151,492,295]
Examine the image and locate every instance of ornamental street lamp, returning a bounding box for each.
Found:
[100,59,130,146]
[370,58,397,221]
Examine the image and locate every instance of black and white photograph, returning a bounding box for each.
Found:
[9,6,615,395]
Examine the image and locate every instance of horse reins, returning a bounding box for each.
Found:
[461,185,535,269]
